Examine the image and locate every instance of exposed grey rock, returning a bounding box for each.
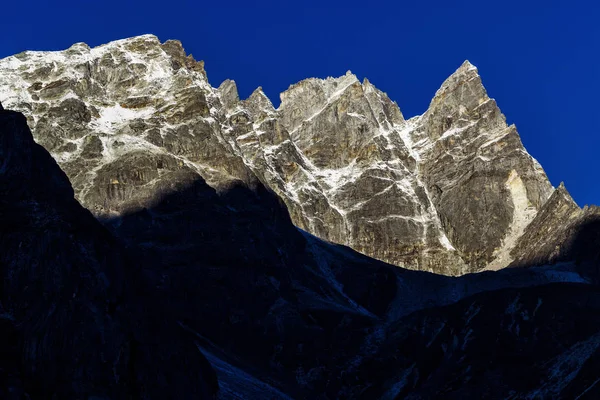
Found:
[0,36,555,276]
[81,133,103,158]
[510,183,581,267]
[217,79,239,110]
[412,61,553,271]
[509,183,600,280]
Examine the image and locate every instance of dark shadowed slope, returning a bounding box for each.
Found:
[3,101,600,398]
[352,283,600,399]
[91,121,599,398]
[0,107,217,399]
[96,164,600,399]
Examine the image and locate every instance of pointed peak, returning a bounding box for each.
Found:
[218,79,238,93]
[343,71,359,83]
[358,76,390,99]
[360,77,405,125]
[159,37,206,77]
[362,77,377,93]
[217,79,240,110]
[556,182,570,196]
[553,182,579,208]
[445,60,480,82]
[249,86,269,102]
[556,181,572,197]
[279,72,359,108]
[428,60,488,109]
[245,86,275,113]
[459,60,478,72]
[361,77,388,95]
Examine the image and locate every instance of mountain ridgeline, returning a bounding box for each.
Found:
[0,34,574,276]
[1,35,600,399]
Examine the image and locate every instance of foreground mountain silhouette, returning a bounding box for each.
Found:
[0,107,218,398]
[1,36,600,398]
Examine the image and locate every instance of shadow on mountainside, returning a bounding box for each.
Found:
[509,209,600,283]
[1,104,406,398]
[4,104,600,399]
[572,217,600,282]
[95,160,600,398]
[351,282,600,399]
[0,109,218,399]
[97,174,403,398]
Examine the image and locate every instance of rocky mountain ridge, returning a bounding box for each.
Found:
[0,34,560,275]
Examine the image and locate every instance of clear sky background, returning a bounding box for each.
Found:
[2,1,599,205]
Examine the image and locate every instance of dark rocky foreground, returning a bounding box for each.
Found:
[0,108,217,398]
[2,103,600,399]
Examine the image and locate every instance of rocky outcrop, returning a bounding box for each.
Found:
[0,35,554,275]
[509,183,600,280]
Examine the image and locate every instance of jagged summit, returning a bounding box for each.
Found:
[429,60,487,109]
[244,86,276,115]
[3,86,596,400]
[555,181,577,204]
[0,36,554,275]
[460,59,477,70]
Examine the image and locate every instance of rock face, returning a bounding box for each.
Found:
[411,62,553,271]
[509,183,600,281]
[0,35,554,275]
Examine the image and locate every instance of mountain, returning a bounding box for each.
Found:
[1,35,600,399]
[3,100,600,400]
[0,34,555,276]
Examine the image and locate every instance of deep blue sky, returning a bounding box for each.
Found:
[2,1,599,205]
